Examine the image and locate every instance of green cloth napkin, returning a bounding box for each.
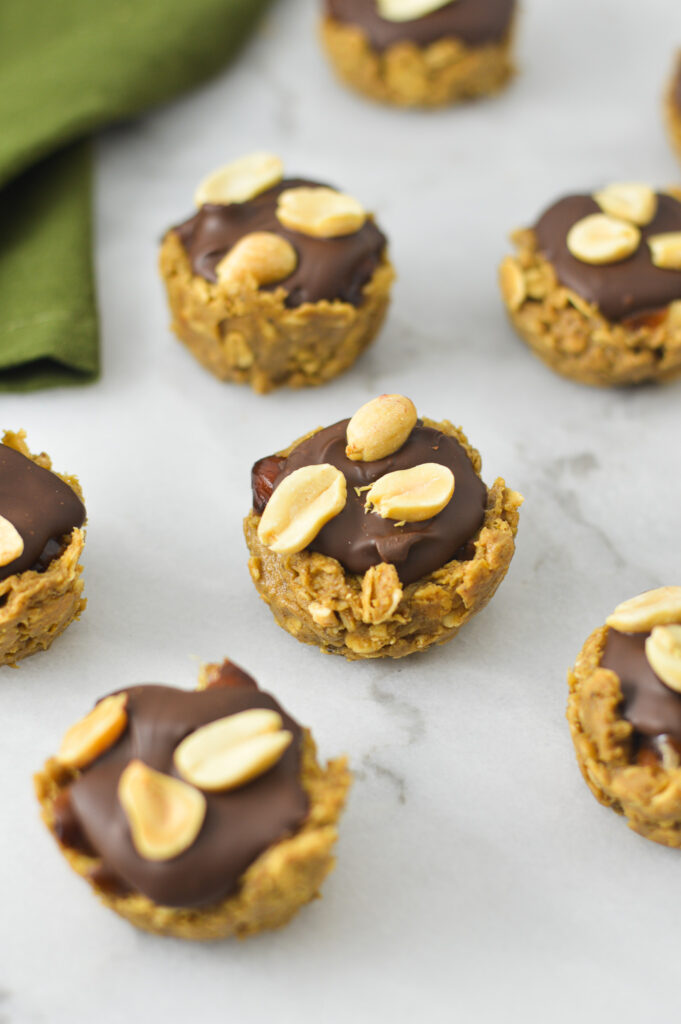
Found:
[0,0,272,391]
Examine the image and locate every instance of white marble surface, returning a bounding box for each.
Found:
[2,0,681,1020]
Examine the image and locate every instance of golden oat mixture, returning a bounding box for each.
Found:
[321,0,517,107]
[500,183,681,386]
[245,394,522,660]
[568,587,681,848]
[160,152,394,393]
[0,430,86,667]
[36,658,351,939]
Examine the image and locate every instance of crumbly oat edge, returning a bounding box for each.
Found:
[159,229,394,394]
[245,418,522,660]
[664,61,681,165]
[320,16,515,108]
[499,225,681,387]
[0,431,86,668]
[567,626,681,847]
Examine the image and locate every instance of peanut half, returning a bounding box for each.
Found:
[646,625,681,693]
[378,0,455,21]
[346,394,417,462]
[499,257,527,312]
[0,515,24,567]
[606,587,681,633]
[257,463,347,555]
[566,214,640,265]
[57,693,128,769]
[174,709,292,791]
[360,563,403,625]
[667,300,681,328]
[593,183,657,226]
[648,232,681,270]
[365,463,454,522]
[216,232,297,288]
[118,760,206,862]
[276,187,366,238]
[194,152,283,207]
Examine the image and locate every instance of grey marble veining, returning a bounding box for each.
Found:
[2,0,681,1021]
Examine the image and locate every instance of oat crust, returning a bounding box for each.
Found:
[34,663,352,940]
[244,418,522,660]
[320,15,515,107]
[567,626,681,847]
[0,431,85,668]
[499,226,681,387]
[159,230,394,394]
[664,57,681,164]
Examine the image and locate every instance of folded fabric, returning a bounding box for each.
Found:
[0,0,272,390]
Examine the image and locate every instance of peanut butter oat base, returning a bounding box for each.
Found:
[159,230,394,394]
[568,626,681,848]
[664,62,681,165]
[0,431,85,669]
[35,665,351,940]
[245,418,522,660]
[500,227,681,387]
[320,15,515,108]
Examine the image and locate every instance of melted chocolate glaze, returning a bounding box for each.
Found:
[0,444,85,583]
[674,57,681,111]
[326,0,515,50]
[254,420,486,586]
[172,178,386,309]
[534,192,681,322]
[602,628,681,751]
[54,662,308,909]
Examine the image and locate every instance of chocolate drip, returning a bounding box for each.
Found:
[172,178,386,308]
[54,672,308,909]
[602,628,681,751]
[534,192,681,322]
[0,444,85,583]
[254,420,486,585]
[674,57,681,112]
[326,0,516,51]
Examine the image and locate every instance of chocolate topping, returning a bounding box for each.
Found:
[0,444,85,583]
[326,0,515,51]
[172,178,386,308]
[602,628,681,751]
[254,420,486,585]
[534,192,681,322]
[54,662,308,909]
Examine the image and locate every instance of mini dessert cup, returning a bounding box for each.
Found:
[500,182,681,386]
[664,52,681,164]
[245,394,522,660]
[568,587,681,847]
[0,430,86,667]
[35,658,351,939]
[321,0,517,107]
[160,152,394,394]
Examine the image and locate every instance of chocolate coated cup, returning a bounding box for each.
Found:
[160,176,394,394]
[568,607,681,849]
[35,659,351,940]
[500,189,681,387]
[320,0,517,108]
[0,431,86,667]
[245,417,522,660]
